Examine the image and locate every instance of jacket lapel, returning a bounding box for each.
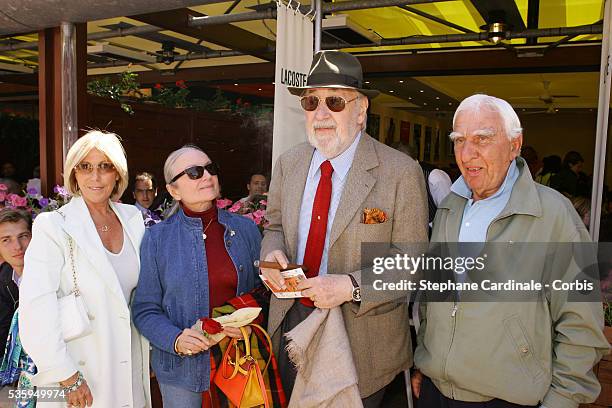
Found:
[285,144,314,261]
[437,194,466,242]
[59,197,127,305]
[329,135,377,249]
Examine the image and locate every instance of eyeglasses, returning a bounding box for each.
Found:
[300,95,358,112]
[170,162,220,183]
[74,162,116,174]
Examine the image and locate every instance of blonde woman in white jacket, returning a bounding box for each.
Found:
[19,130,151,408]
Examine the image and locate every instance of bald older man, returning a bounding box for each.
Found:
[412,94,610,408]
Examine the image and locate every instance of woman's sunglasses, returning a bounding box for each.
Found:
[300,95,358,113]
[170,162,220,183]
[74,162,116,174]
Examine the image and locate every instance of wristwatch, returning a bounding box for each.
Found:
[348,274,361,302]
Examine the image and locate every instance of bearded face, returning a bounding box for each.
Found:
[304,88,368,159]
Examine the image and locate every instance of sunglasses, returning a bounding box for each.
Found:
[170,162,220,183]
[300,95,358,112]
[74,162,115,174]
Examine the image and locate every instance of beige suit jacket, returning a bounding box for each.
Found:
[261,134,429,398]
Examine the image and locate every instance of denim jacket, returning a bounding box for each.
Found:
[132,207,261,392]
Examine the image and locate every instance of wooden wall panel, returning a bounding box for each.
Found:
[87,96,272,203]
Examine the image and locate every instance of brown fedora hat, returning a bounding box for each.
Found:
[287,50,379,98]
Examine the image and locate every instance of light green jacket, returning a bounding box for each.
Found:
[414,158,610,408]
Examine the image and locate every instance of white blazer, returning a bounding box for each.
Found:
[19,196,151,408]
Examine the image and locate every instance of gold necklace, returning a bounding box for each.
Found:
[202,218,214,240]
[97,224,111,233]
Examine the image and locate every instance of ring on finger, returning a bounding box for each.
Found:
[187,349,193,355]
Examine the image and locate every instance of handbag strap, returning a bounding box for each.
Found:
[66,236,80,296]
[244,323,273,373]
[57,209,80,297]
[223,323,274,380]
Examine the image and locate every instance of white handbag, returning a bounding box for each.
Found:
[57,218,92,342]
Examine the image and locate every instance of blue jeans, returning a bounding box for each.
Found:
[158,382,202,408]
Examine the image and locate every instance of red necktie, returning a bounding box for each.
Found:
[301,160,334,307]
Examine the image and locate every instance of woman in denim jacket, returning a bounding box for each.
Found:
[132,145,262,408]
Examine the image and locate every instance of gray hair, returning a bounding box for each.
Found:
[451,94,523,141]
[163,144,205,184]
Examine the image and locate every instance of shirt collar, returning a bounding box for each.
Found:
[451,159,519,202]
[134,202,147,213]
[12,268,21,287]
[309,132,362,181]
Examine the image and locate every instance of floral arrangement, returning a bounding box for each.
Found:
[87,70,141,115]
[152,80,190,108]
[0,184,71,217]
[87,70,272,127]
[217,194,268,232]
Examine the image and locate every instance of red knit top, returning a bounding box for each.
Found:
[182,203,238,314]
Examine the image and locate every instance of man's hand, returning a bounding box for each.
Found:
[411,369,423,399]
[260,250,289,290]
[298,275,353,308]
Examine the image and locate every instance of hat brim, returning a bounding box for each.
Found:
[287,84,380,99]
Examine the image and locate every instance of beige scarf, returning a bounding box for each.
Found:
[285,307,363,408]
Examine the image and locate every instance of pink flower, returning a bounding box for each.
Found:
[0,184,7,191]
[228,202,243,213]
[216,198,233,209]
[259,199,267,206]
[8,194,27,207]
[243,212,255,221]
[252,209,266,219]
[0,191,5,202]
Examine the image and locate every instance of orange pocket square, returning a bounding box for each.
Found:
[362,208,388,224]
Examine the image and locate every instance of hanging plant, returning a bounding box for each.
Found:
[151,80,191,108]
[87,70,142,115]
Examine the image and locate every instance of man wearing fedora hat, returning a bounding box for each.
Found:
[260,50,429,405]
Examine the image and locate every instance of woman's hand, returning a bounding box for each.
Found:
[175,328,219,355]
[223,326,251,340]
[60,372,93,407]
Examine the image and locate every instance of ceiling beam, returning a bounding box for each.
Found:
[85,45,601,86]
[130,8,275,61]
[526,0,540,45]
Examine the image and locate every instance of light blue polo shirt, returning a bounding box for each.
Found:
[451,159,519,243]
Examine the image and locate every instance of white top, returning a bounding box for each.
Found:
[428,168,452,207]
[104,229,146,408]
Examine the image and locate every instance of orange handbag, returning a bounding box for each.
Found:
[214,324,272,408]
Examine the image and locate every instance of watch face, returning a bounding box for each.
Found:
[352,287,361,302]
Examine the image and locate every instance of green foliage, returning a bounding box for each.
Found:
[152,81,191,108]
[87,71,141,115]
[190,89,231,112]
[605,302,612,327]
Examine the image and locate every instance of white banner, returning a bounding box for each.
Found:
[272,2,313,169]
